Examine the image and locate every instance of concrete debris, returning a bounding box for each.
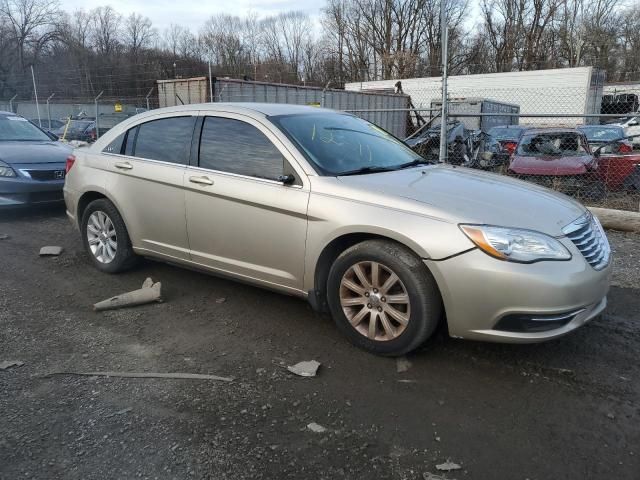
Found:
[107,407,133,418]
[0,234,9,240]
[93,277,162,311]
[435,461,462,472]
[215,297,226,304]
[396,356,412,373]
[307,422,327,433]
[0,360,24,370]
[39,246,63,256]
[287,360,321,377]
[423,473,449,480]
[47,371,233,382]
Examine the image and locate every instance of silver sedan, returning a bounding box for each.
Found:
[63,103,611,355]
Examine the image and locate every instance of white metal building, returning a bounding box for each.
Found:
[345,67,605,127]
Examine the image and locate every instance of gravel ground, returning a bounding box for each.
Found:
[609,230,640,288]
[0,206,639,480]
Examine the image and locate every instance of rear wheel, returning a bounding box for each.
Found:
[327,240,443,356]
[81,198,138,273]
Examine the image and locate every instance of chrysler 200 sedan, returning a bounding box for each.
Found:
[63,104,612,356]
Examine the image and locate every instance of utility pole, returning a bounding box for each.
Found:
[438,1,449,163]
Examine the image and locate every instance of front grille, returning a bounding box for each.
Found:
[563,213,611,270]
[25,170,65,181]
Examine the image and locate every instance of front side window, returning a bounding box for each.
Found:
[199,117,284,180]
[271,113,422,175]
[133,116,195,164]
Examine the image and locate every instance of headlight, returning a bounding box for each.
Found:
[0,160,16,177]
[460,224,571,263]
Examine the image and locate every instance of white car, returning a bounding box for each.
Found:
[614,116,640,146]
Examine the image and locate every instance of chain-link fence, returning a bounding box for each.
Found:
[345,71,640,212]
[2,69,639,212]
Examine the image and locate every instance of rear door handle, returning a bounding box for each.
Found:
[115,161,133,170]
[189,175,214,186]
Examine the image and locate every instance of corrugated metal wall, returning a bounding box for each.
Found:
[213,78,410,138]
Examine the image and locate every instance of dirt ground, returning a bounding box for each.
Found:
[1,205,639,480]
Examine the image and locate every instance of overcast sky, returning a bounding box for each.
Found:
[59,0,326,31]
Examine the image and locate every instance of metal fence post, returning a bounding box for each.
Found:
[9,94,17,113]
[438,2,449,164]
[46,93,55,130]
[94,91,104,139]
[145,87,154,110]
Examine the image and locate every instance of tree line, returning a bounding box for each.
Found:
[0,0,638,103]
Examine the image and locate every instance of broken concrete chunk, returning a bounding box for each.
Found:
[39,246,63,256]
[93,277,162,311]
[0,360,24,370]
[307,422,327,433]
[435,461,462,472]
[396,356,412,373]
[287,360,321,377]
[215,297,226,304]
[0,234,9,240]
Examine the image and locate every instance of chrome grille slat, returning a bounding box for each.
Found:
[563,213,611,271]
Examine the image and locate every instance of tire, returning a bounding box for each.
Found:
[81,198,138,273]
[326,240,443,356]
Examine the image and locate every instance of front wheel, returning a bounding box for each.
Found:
[327,240,443,356]
[81,198,138,273]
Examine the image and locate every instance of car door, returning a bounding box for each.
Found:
[184,113,310,292]
[103,113,197,260]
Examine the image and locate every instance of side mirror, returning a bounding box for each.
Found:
[592,147,601,158]
[277,174,296,185]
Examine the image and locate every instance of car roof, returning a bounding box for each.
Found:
[137,102,340,119]
[0,110,19,116]
[520,127,583,135]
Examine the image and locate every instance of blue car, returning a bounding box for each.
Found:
[0,111,73,207]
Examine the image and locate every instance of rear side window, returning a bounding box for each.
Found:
[103,132,125,154]
[133,116,195,164]
[199,117,284,180]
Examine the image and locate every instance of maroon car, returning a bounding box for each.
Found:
[508,128,604,198]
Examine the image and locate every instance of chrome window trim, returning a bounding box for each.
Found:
[186,164,304,189]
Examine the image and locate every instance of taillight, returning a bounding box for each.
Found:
[503,141,517,155]
[65,154,76,174]
[618,143,632,154]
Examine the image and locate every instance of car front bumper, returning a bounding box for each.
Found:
[0,166,65,207]
[426,243,612,343]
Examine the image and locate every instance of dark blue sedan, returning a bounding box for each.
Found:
[0,111,73,207]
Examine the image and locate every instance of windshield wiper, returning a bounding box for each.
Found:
[337,165,398,176]
[397,158,435,169]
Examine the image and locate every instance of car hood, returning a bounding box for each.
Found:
[336,166,586,236]
[509,154,594,175]
[0,141,73,165]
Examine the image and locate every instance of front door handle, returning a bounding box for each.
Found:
[115,161,133,170]
[189,175,214,186]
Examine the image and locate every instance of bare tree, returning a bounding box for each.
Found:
[90,6,121,56]
[124,12,154,57]
[0,0,60,72]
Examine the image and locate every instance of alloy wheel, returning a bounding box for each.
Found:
[339,261,411,341]
[87,210,117,264]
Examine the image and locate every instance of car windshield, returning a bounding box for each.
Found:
[271,113,424,175]
[487,126,522,140]
[578,126,623,141]
[0,115,51,141]
[517,132,589,157]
